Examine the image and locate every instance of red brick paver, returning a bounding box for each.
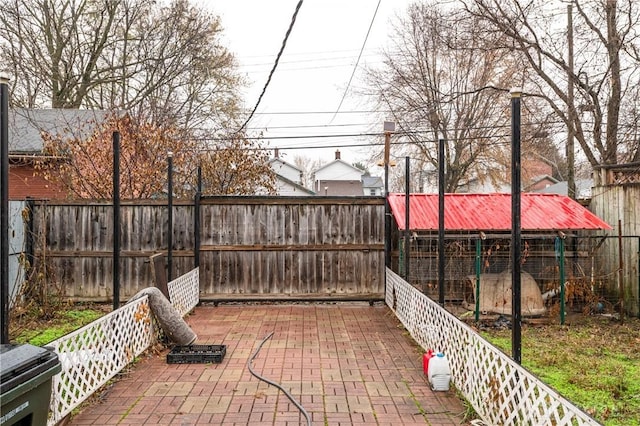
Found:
[67,304,467,425]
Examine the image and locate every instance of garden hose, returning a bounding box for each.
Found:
[247,332,312,426]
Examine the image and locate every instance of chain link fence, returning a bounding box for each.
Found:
[397,233,639,319]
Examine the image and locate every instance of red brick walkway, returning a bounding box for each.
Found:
[67,304,467,425]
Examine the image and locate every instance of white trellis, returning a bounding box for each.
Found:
[385,268,601,426]
[47,267,200,425]
[168,267,200,317]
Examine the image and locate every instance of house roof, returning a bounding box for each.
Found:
[318,180,363,196]
[9,108,108,154]
[275,174,315,195]
[523,174,559,191]
[268,157,302,172]
[537,179,593,200]
[313,158,362,175]
[388,193,611,232]
[362,175,383,188]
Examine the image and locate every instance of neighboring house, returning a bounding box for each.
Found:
[362,175,383,196]
[536,178,593,202]
[457,176,511,194]
[312,150,363,192]
[317,179,363,196]
[268,148,304,185]
[8,108,107,200]
[274,174,315,196]
[524,174,559,192]
[268,149,314,196]
[312,150,383,196]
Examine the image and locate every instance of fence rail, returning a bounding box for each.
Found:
[385,268,601,426]
[47,268,199,425]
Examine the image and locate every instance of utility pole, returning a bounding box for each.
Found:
[567,4,576,199]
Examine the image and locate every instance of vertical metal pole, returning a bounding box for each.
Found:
[475,238,481,322]
[438,138,445,306]
[404,156,410,281]
[511,87,522,364]
[384,126,392,270]
[559,236,565,325]
[618,220,624,324]
[112,132,121,310]
[637,237,639,319]
[194,166,202,269]
[167,152,173,282]
[0,74,9,344]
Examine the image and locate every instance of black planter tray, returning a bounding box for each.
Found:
[166,344,226,364]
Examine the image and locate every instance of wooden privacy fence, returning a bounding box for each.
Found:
[28,196,385,301]
[591,163,640,316]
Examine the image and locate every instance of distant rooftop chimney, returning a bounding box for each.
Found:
[335,149,341,160]
[274,147,279,158]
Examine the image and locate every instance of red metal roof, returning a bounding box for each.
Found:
[388,193,612,231]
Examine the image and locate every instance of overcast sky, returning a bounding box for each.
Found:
[205,0,414,169]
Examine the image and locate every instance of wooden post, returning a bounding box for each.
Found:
[150,253,169,300]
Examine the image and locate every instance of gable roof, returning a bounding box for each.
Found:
[275,174,315,195]
[388,193,611,232]
[537,179,593,200]
[9,108,108,154]
[524,174,559,191]
[313,158,363,175]
[268,157,302,172]
[362,175,383,188]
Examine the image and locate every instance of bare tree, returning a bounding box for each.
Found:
[367,3,539,192]
[0,0,242,132]
[462,0,640,166]
[199,137,277,196]
[293,155,324,190]
[37,113,199,199]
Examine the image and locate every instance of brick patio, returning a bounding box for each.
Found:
[66,303,468,425]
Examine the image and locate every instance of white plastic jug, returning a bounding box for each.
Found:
[428,352,451,391]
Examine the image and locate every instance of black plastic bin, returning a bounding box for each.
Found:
[0,344,61,426]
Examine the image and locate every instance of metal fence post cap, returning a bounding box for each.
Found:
[510,87,522,97]
[0,73,10,84]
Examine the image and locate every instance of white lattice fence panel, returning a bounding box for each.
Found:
[47,297,156,425]
[385,268,600,426]
[168,267,200,316]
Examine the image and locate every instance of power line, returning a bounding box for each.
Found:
[329,0,382,124]
[196,135,513,152]
[197,131,512,142]
[249,110,389,115]
[237,0,304,133]
[246,122,373,130]
[204,131,382,141]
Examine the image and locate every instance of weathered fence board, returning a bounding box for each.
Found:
[30,197,385,301]
[591,165,640,316]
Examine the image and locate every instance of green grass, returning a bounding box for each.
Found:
[13,308,104,346]
[481,317,640,426]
